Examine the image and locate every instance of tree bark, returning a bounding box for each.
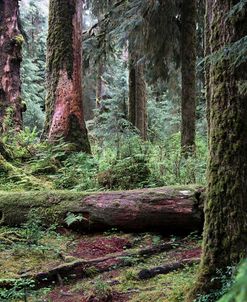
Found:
[128,47,147,140]
[43,0,91,152]
[0,186,204,233]
[181,0,197,154]
[0,0,23,132]
[187,1,247,300]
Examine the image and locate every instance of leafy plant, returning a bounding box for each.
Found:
[0,278,35,301]
[64,212,88,227]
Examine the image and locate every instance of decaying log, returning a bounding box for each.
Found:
[138,258,200,280]
[0,186,204,232]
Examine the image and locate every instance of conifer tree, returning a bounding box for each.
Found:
[128,45,147,140]
[187,0,247,299]
[43,0,91,152]
[180,0,197,154]
[0,0,24,132]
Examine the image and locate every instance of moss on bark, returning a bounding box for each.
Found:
[43,0,90,153]
[186,1,247,300]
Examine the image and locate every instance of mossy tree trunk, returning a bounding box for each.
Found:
[43,0,91,152]
[0,0,24,132]
[128,45,147,140]
[180,0,196,154]
[187,1,247,300]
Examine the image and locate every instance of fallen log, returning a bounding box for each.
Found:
[0,186,204,232]
[138,258,200,280]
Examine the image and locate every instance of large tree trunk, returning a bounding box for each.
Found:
[187,1,247,300]
[128,47,147,140]
[0,186,204,233]
[43,0,91,152]
[0,0,23,132]
[180,0,196,154]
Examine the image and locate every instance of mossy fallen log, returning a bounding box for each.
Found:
[0,186,204,232]
[137,258,200,280]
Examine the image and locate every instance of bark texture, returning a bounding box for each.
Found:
[0,0,23,132]
[181,0,196,154]
[128,48,147,140]
[187,1,247,300]
[0,186,204,233]
[43,0,90,152]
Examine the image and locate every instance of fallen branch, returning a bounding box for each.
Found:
[137,258,200,280]
[0,242,174,289]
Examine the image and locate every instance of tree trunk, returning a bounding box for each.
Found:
[43,0,91,153]
[0,0,23,132]
[205,0,213,141]
[0,186,204,233]
[181,0,196,154]
[128,47,147,140]
[96,62,103,109]
[187,1,247,300]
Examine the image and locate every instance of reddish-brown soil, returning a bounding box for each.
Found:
[70,236,131,259]
[45,234,200,302]
[175,247,201,260]
[48,288,129,302]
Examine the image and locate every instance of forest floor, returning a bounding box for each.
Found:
[0,226,201,302]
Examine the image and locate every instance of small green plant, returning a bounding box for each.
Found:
[64,212,88,227]
[0,278,35,301]
[91,277,112,298]
[196,267,235,302]
[124,269,137,281]
[23,210,44,246]
[217,260,247,302]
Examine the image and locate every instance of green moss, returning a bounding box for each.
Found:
[0,190,90,226]
[13,34,24,45]
[44,0,75,134]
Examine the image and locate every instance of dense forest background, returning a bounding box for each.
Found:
[1,0,207,192]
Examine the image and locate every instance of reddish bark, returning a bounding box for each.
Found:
[44,0,90,152]
[0,186,204,233]
[0,0,23,132]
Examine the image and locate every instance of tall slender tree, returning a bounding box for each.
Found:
[187,0,247,300]
[43,0,91,152]
[128,47,147,140]
[0,0,24,132]
[180,0,197,154]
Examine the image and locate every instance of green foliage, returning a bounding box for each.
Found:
[196,267,235,302]
[98,154,150,190]
[20,1,47,131]
[91,277,112,299]
[23,210,44,245]
[217,261,247,302]
[54,152,98,190]
[0,278,35,301]
[64,212,87,226]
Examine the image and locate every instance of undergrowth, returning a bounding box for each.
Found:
[0,129,207,192]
